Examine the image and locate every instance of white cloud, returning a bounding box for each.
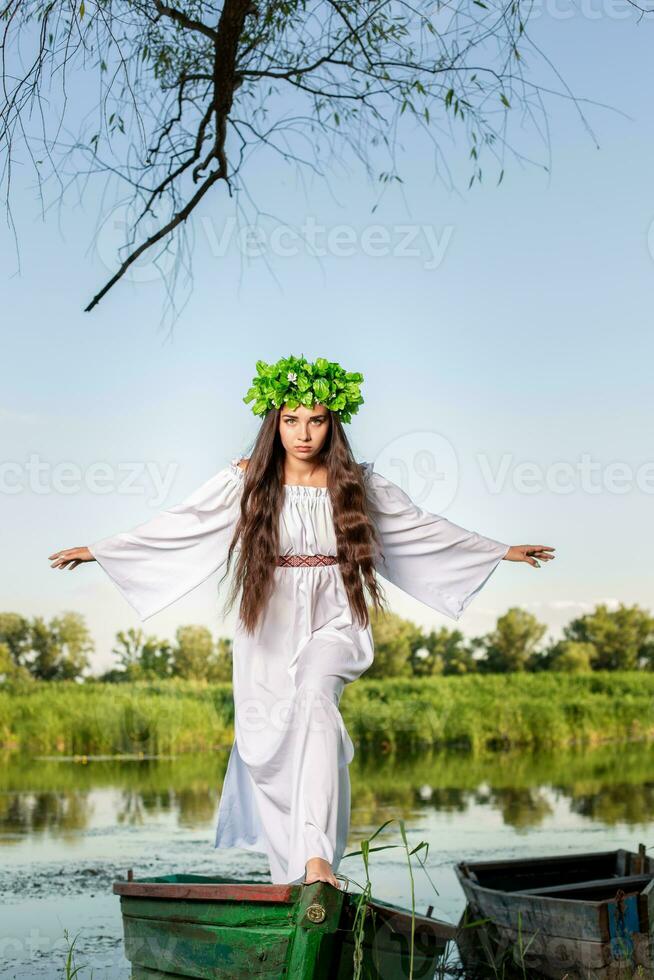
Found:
[548,598,621,611]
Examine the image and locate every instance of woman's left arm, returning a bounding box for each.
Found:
[363,463,553,621]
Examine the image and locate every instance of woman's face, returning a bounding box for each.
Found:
[278,403,330,463]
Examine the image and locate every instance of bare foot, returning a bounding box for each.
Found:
[303,856,339,888]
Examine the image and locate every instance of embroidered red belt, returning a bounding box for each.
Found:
[276,554,338,567]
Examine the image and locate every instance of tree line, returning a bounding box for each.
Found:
[1,602,653,684]
[0,613,232,684]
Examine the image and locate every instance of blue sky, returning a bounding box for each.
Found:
[3,5,653,671]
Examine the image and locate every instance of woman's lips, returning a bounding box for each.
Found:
[295,447,312,452]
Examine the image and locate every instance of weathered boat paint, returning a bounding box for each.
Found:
[455,844,654,979]
[113,872,456,979]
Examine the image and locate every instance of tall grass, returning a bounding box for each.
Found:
[0,680,233,755]
[344,672,654,753]
[2,672,654,756]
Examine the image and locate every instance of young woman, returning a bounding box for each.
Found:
[48,355,554,890]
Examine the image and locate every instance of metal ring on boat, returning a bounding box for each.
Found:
[305,903,327,923]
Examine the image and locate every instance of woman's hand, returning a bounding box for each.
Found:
[504,545,555,568]
[48,547,95,570]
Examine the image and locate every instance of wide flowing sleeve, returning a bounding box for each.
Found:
[362,461,510,621]
[87,459,243,622]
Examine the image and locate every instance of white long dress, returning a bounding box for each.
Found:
[88,456,509,884]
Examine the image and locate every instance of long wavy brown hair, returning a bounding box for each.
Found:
[218,407,388,634]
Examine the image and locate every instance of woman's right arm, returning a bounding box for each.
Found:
[48,461,243,622]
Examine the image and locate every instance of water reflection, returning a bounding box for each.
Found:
[569,781,654,825]
[2,741,654,843]
[0,791,92,840]
[114,786,220,826]
[486,788,554,829]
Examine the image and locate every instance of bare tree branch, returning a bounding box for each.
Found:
[2,0,649,325]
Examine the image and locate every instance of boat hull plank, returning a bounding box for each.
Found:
[458,878,609,941]
[457,908,653,979]
[123,917,292,978]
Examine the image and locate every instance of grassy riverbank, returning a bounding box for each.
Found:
[1,672,653,756]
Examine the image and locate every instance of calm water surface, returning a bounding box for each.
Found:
[2,742,654,978]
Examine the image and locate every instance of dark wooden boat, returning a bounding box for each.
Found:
[113,871,456,979]
[455,843,654,979]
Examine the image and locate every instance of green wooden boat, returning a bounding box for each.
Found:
[113,871,456,979]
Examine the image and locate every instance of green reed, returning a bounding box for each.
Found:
[3,672,654,757]
[62,930,93,980]
[340,816,458,980]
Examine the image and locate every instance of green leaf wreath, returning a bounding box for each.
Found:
[242,354,364,424]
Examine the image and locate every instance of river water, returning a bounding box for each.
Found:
[2,741,654,978]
